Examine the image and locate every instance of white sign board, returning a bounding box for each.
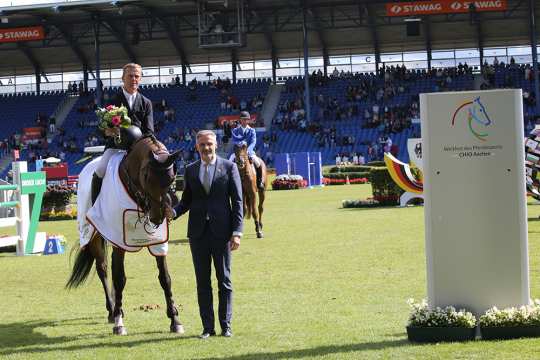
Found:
[407,138,423,172]
[421,89,529,315]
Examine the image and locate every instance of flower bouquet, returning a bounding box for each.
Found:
[96,105,131,145]
[406,298,477,343]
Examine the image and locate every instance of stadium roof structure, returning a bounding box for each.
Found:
[0,0,537,78]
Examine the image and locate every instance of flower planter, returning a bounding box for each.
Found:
[406,326,476,343]
[480,326,540,340]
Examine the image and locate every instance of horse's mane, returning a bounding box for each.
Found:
[133,134,167,154]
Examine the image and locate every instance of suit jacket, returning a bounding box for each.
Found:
[104,91,154,148]
[174,157,243,241]
[231,126,257,155]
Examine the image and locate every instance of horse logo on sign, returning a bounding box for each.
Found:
[451,97,492,142]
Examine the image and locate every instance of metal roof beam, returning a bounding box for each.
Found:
[51,22,90,69]
[424,16,432,69]
[101,19,137,63]
[157,17,189,67]
[247,0,277,61]
[310,8,329,57]
[17,42,41,73]
[471,6,485,70]
[365,3,380,72]
[142,6,189,67]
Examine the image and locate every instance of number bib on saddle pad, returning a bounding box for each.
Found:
[80,153,169,256]
[123,210,168,248]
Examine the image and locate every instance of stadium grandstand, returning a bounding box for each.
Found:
[0,0,538,182]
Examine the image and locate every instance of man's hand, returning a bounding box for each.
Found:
[104,127,120,137]
[229,235,240,251]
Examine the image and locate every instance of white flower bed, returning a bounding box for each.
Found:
[407,298,477,328]
[480,300,540,327]
[274,174,304,181]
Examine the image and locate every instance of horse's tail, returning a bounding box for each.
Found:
[66,235,105,288]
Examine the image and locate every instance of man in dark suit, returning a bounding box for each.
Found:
[92,63,154,203]
[172,130,243,339]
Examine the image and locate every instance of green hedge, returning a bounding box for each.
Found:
[366,161,386,167]
[42,185,73,214]
[327,165,372,174]
[369,167,403,205]
[323,172,371,180]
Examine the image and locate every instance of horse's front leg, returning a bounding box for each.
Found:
[257,189,265,232]
[156,256,185,334]
[251,197,263,239]
[111,247,127,335]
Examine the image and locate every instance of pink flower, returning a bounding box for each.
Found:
[111,116,121,126]
[106,105,114,111]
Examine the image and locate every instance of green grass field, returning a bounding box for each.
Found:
[3,184,540,359]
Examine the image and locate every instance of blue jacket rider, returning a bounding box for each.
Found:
[229,111,264,189]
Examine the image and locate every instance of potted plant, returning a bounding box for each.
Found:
[479,300,540,340]
[406,298,477,343]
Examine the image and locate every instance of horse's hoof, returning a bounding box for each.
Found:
[113,326,128,335]
[170,324,185,334]
[257,232,264,239]
[108,314,115,324]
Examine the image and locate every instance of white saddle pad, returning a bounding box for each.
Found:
[79,152,168,256]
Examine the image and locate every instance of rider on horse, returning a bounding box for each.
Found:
[91,63,152,204]
[229,111,264,190]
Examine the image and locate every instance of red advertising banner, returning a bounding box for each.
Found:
[0,26,45,43]
[43,164,68,180]
[386,0,507,17]
[23,127,44,139]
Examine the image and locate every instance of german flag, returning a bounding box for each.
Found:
[384,152,423,194]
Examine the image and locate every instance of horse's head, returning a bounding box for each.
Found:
[234,143,248,169]
[470,97,492,126]
[125,136,180,226]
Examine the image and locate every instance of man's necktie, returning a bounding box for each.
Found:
[203,163,211,194]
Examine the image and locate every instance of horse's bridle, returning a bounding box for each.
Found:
[120,158,175,227]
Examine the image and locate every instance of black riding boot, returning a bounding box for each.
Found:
[91,173,103,205]
[255,165,264,190]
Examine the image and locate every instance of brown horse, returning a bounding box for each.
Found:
[66,135,183,336]
[233,144,266,238]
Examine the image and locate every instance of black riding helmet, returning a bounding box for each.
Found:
[115,125,143,149]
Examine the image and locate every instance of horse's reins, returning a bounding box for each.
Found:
[120,139,174,227]
[120,160,155,226]
[235,152,256,193]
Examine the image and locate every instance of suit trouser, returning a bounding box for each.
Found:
[190,224,232,331]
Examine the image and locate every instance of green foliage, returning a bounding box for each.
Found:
[366,161,386,167]
[41,184,73,214]
[323,172,371,180]
[369,167,404,205]
[327,165,372,174]
[342,199,381,208]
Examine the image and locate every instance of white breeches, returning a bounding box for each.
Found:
[95,148,124,178]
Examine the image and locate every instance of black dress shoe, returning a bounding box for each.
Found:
[199,329,216,339]
[221,328,233,337]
